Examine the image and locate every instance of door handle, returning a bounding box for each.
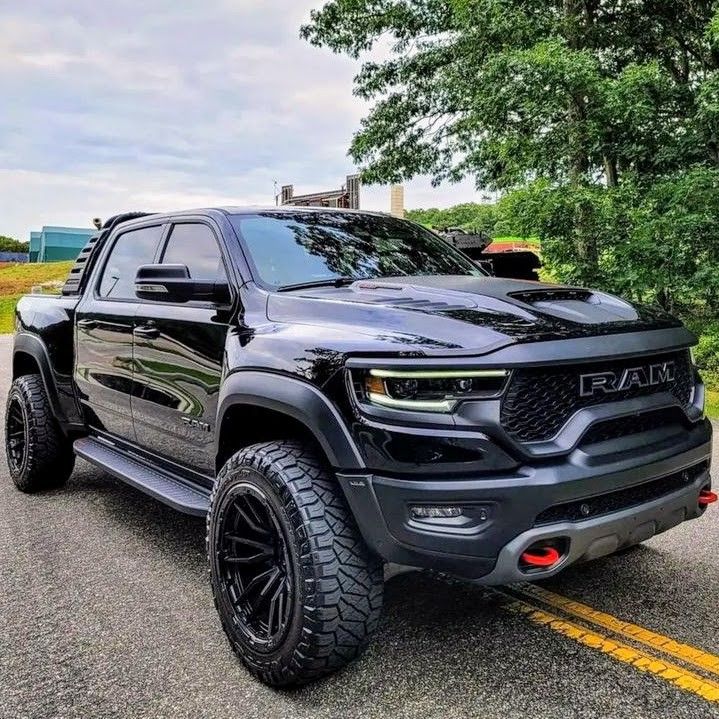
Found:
[77,318,97,330]
[134,324,159,339]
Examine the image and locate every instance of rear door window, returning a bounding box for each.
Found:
[98,226,164,300]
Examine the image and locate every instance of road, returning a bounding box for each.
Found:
[1,334,718,719]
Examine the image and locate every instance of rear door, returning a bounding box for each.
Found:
[130,221,231,475]
[74,224,165,441]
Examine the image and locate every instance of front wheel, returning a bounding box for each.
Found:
[207,440,384,686]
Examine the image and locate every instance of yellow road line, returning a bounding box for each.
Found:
[501,596,719,703]
[509,583,719,679]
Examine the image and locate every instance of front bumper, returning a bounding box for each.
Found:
[337,419,713,582]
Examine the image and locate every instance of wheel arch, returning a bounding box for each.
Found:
[12,333,67,427]
[215,371,365,473]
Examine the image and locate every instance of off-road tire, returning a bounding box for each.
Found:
[5,374,75,492]
[207,440,384,686]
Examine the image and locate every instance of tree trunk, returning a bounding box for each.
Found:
[603,155,618,187]
[564,0,599,278]
[564,0,590,184]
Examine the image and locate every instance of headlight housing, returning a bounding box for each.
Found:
[359,368,509,413]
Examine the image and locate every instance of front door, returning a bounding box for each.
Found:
[75,224,165,441]
[131,222,230,475]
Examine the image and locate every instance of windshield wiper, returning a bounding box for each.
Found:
[276,277,362,292]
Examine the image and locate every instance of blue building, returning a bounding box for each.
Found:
[29,226,95,262]
[29,232,41,262]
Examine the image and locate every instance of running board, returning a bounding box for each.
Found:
[74,437,210,516]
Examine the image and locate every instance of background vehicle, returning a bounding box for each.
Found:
[437,227,541,281]
[4,208,714,686]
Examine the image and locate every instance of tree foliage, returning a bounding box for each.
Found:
[406,202,499,233]
[303,1,719,304]
[303,1,719,189]
[0,236,28,253]
[498,169,719,311]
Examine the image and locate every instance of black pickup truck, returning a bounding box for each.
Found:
[4,208,715,686]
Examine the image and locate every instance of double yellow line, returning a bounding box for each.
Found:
[493,583,719,704]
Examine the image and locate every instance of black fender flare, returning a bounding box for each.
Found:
[215,371,365,470]
[12,332,68,426]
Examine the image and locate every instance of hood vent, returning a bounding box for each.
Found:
[509,289,593,305]
[358,296,475,313]
[346,283,479,313]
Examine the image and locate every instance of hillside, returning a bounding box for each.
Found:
[0,261,73,333]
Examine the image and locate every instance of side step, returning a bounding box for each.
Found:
[74,437,210,516]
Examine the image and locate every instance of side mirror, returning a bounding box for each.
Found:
[135,264,230,304]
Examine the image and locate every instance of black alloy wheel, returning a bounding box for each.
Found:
[6,396,27,474]
[207,440,384,686]
[216,484,293,650]
[5,374,75,492]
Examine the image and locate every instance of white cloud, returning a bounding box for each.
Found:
[0,1,483,240]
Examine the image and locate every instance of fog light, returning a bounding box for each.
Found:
[410,505,463,519]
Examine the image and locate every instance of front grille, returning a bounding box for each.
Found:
[534,460,709,525]
[500,350,693,443]
[579,407,688,445]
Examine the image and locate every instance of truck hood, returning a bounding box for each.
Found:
[265,276,682,355]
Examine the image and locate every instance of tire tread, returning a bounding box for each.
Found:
[207,440,383,686]
[5,374,74,492]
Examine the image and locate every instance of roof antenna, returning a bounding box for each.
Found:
[92,217,102,230]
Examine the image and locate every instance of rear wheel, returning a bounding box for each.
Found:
[207,440,384,686]
[5,375,75,492]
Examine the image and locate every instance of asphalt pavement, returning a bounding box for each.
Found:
[1,334,718,719]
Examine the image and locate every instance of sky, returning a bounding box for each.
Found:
[0,0,484,241]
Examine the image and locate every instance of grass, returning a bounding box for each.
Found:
[493,235,541,246]
[706,386,719,420]
[0,260,74,295]
[0,295,21,334]
[0,261,73,333]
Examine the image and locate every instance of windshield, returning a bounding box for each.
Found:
[230,211,485,289]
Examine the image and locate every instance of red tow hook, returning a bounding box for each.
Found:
[520,546,561,568]
[699,489,718,508]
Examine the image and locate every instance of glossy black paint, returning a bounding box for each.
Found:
[74,297,137,440]
[14,298,84,430]
[132,302,227,474]
[12,207,703,457]
[10,206,714,579]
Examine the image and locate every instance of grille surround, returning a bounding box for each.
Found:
[500,351,694,443]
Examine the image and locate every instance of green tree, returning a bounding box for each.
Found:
[0,236,29,253]
[302,1,719,284]
[407,202,499,233]
[496,167,719,312]
[303,1,719,186]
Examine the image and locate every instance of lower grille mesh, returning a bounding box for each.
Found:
[534,460,709,525]
[579,408,688,445]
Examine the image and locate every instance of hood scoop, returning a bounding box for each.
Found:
[508,288,639,324]
[509,289,593,304]
[348,282,543,322]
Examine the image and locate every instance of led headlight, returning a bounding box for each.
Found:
[362,368,509,413]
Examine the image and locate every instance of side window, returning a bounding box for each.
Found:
[161,224,226,281]
[98,226,163,300]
